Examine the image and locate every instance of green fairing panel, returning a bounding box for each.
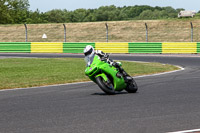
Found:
[85,55,126,91]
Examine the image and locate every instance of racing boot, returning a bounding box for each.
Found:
[113,62,133,83]
[121,70,133,83]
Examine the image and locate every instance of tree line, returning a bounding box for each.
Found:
[0,0,196,24]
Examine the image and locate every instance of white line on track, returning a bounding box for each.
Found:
[167,128,200,133]
[0,60,184,92]
[134,65,184,78]
[118,60,185,78]
[0,81,92,92]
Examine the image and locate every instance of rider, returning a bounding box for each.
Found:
[83,45,133,83]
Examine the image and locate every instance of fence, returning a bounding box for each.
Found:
[1,20,200,42]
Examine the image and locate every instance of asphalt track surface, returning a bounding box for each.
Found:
[0,53,200,133]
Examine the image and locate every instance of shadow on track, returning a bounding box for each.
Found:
[91,91,139,96]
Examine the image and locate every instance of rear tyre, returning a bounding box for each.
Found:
[96,76,115,95]
[125,78,138,93]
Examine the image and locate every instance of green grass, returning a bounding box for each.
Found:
[0,58,179,89]
[121,61,178,76]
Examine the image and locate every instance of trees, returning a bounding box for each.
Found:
[26,9,47,23]
[139,10,153,19]
[72,9,88,22]
[139,6,179,20]
[0,0,30,24]
[0,0,13,24]
[0,3,186,24]
[94,5,120,21]
[45,9,66,23]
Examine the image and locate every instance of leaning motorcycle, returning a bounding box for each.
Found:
[85,54,138,95]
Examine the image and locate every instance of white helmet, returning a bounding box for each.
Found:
[84,45,94,56]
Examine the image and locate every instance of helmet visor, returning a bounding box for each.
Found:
[84,48,93,56]
[84,53,95,66]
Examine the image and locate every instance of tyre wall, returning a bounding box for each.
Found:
[0,42,200,54]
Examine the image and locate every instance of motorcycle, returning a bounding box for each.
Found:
[84,54,138,95]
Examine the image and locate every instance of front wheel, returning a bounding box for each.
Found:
[125,78,138,93]
[95,76,115,95]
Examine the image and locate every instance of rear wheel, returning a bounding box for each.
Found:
[125,78,138,93]
[96,76,115,95]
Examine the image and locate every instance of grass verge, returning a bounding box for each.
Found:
[0,58,179,89]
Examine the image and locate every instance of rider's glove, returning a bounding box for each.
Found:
[101,56,108,61]
[101,54,109,61]
[112,62,120,68]
[104,53,109,59]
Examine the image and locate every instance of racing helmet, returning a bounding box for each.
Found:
[84,45,94,56]
[84,45,95,66]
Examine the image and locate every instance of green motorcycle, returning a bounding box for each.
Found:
[85,54,138,95]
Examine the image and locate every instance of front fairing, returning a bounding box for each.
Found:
[85,55,101,77]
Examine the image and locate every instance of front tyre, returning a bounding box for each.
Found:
[96,76,115,95]
[125,78,138,93]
